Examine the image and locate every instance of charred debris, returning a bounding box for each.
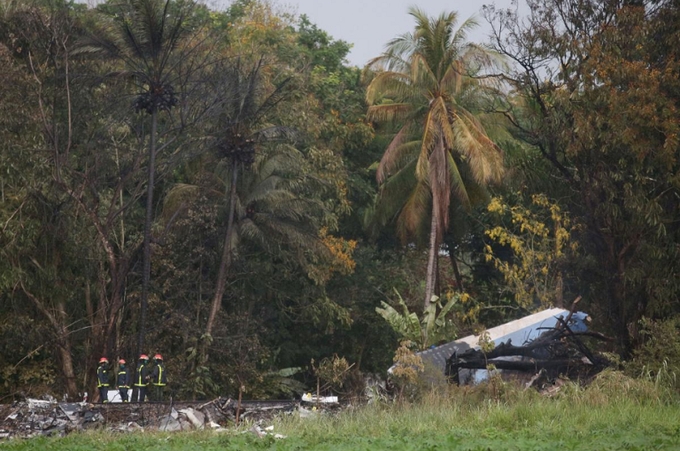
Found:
[0,397,335,439]
[417,300,612,389]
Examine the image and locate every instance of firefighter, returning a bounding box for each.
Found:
[116,359,131,402]
[150,354,167,401]
[96,357,110,403]
[132,354,150,402]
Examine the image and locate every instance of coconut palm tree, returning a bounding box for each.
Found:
[203,58,295,340]
[366,7,505,308]
[77,0,194,355]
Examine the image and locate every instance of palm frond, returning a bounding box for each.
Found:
[74,0,195,114]
[247,187,297,207]
[371,159,418,228]
[456,163,490,207]
[450,15,479,51]
[452,109,505,185]
[237,218,269,252]
[409,53,438,89]
[365,70,412,104]
[255,149,302,181]
[416,97,448,181]
[440,61,464,96]
[396,179,431,244]
[446,152,471,209]
[376,127,418,183]
[366,103,412,124]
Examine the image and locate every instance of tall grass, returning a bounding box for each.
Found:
[3,371,680,450]
[274,370,680,442]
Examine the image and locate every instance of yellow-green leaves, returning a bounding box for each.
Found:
[484,194,579,309]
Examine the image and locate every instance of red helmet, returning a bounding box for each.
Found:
[99,357,108,363]
[153,354,163,361]
[118,359,126,364]
[139,354,149,360]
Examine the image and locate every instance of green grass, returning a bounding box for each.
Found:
[2,373,680,450]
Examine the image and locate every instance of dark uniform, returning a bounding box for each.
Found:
[150,354,167,401]
[96,358,109,403]
[117,360,131,402]
[132,355,150,402]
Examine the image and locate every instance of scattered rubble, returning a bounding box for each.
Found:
[0,397,302,440]
[246,424,286,439]
[301,393,338,404]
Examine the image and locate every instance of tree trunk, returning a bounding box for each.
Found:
[56,335,78,399]
[424,211,439,309]
[236,384,243,426]
[205,161,239,339]
[612,253,631,353]
[54,299,78,399]
[19,286,78,398]
[138,109,158,357]
[555,272,564,308]
[444,235,465,292]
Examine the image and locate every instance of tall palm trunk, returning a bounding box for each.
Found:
[205,161,238,339]
[138,109,157,356]
[424,211,439,308]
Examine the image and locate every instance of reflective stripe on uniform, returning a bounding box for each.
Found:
[154,365,166,386]
[134,364,147,387]
[97,367,108,387]
[118,370,129,388]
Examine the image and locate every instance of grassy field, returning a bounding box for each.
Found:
[2,371,680,450]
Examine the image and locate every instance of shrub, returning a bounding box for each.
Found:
[625,317,680,393]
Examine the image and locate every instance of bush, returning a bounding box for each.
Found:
[625,317,680,393]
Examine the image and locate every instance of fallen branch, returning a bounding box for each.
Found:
[558,296,583,330]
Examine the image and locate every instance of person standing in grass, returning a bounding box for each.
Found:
[150,354,167,401]
[116,359,131,402]
[96,357,110,403]
[133,354,150,402]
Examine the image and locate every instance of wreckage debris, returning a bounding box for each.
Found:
[301,393,338,404]
[0,397,302,440]
[246,424,286,439]
[405,302,612,389]
[445,305,611,386]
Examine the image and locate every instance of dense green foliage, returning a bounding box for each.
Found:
[0,0,678,403]
[483,0,680,349]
